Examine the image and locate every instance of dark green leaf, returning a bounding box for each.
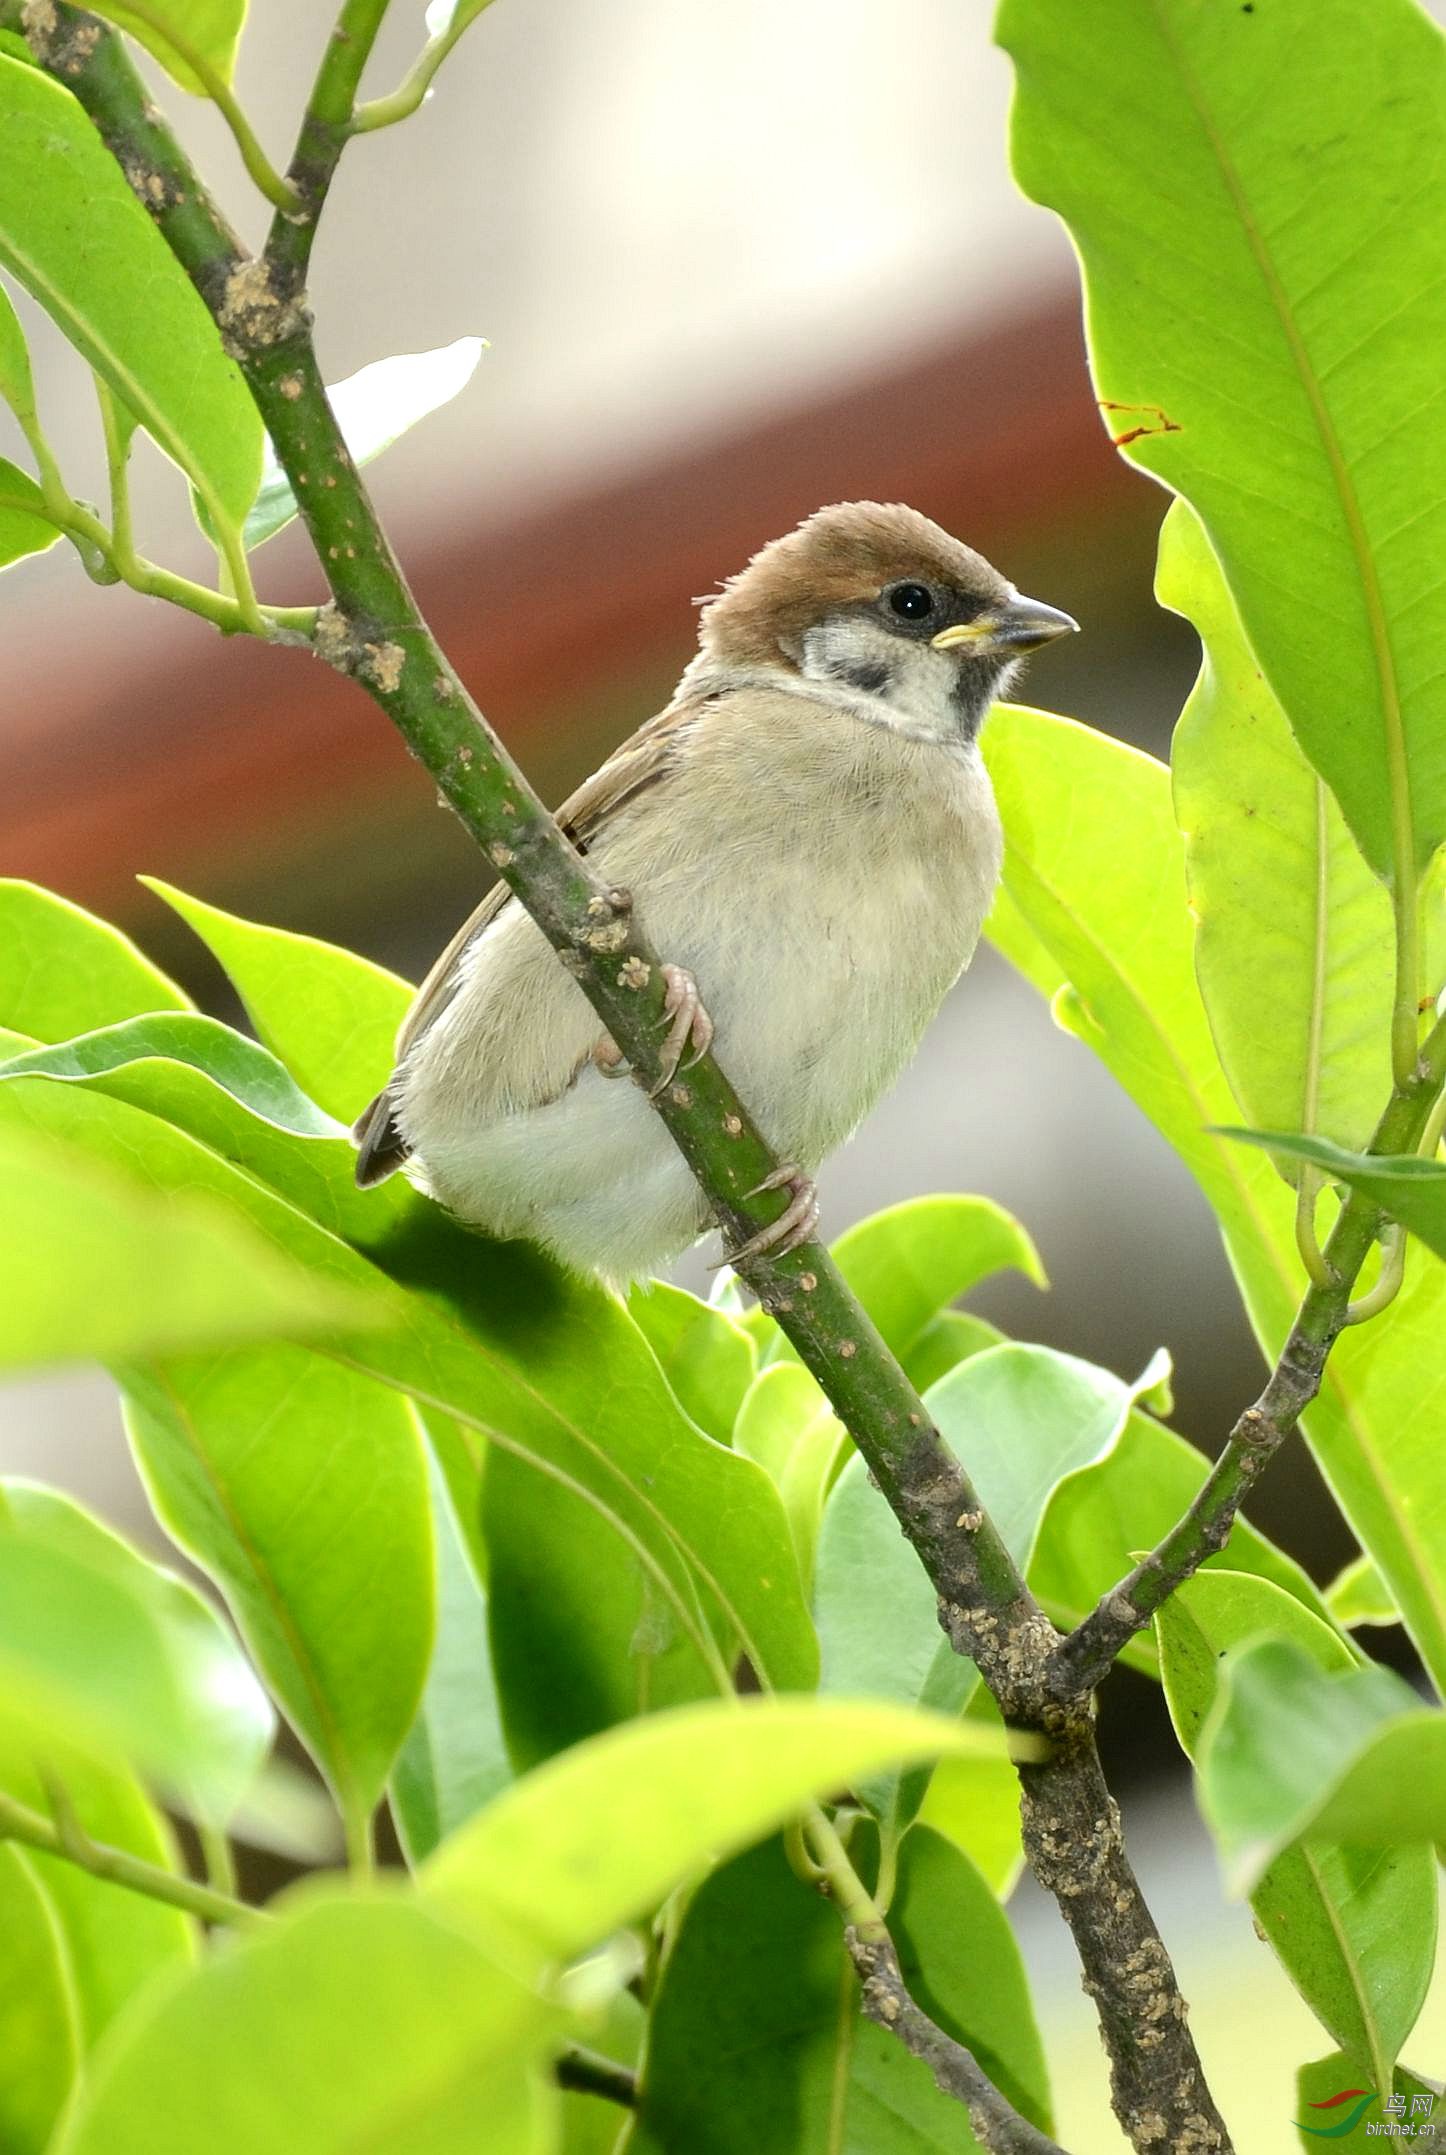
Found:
[1222,1130,1446,1263]
[0,62,261,529]
[1000,0,1446,884]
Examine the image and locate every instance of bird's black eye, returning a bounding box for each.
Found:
[887,582,935,621]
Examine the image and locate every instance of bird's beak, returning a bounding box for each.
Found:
[931,596,1079,655]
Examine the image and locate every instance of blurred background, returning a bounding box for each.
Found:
[2,3,1436,2142]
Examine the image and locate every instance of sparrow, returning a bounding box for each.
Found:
[352,501,1075,1286]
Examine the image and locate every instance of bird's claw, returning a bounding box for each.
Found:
[649,964,714,1097]
[719,1163,821,1269]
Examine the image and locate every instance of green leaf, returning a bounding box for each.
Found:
[1164,500,1410,1171]
[1295,2053,1443,2148]
[1224,1130,1446,1263]
[905,1309,1006,1394]
[0,457,61,569]
[0,1481,273,1825]
[237,339,484,551]
[54,1889,561,2155]
[0,61,261,530]
[983,703,1446,1696]
[914,1689,1025,1898]
[390,1452,510,1865]
[1326,1553,1401,1632]
[629,1278,757,1445]
[0,1119,381,1372]
[0,882,190,1043]
[733,1361,846,1592]
[143,879,410,1121]
[85,3,245,94]
[815,1342,1158,1828]
[121,1347,434,1835]
[0,278,39,423]
[762,1194,1044,1370]
[424,0,494,37]
[0,1066,816,1719]
[1030,1407,1331,1678]
[0,1016,339,1137]
[999,0,1446,886]
[1156,1570,1435,2090]
[0,1847,79,2155]
[422,1696,1023,1971]
[627,1827,1050,2154]
[0,1739,194,2046]
[1201,1638,1446,1882]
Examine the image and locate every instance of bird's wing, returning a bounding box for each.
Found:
[352,696,699,1182]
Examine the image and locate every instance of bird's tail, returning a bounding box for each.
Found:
[352,1089,411,1187]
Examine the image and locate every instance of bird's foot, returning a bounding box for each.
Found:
[649,964,715,1096]
[721,1163,821,1269]
[592,1033,629,1077]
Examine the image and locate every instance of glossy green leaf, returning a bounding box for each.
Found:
[1202,1638,1446,1882]
[423,1696,1024,1971]
[0,882,189,1043]
[0,1068,816,1716]
[1156,1571,1434,2089]
[0,457,61,569]
[1295,2053,1442,2149]
[1165,501,1409,1171]
[0,61,261,529]
[816,1345,1163,1828]
[1000,0,1446,885]
[0,1481,273,1825]
[983,703,1446,1695]
[86,2,245,94]
[627,1827,1050,2154]
[1030,1407,1330,1678]
[122,1346,434,1833]
[0,275,42,435]
[238,339,484,550]
[733,1361,846,1592]
[905,1309,1006,1394]
[144,879,410,1121]
[55,1890,560,2155]
[629,1278,756,1445]
[0,1119,380,1372]
[1326,1553,1401,1632]
[391,1452,510,1865]
[0,1738,194,2046]
[0,1847,79,2154]
[1225,1130,1446,1263]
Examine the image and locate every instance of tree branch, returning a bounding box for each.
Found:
[554,2045,638,2109]
[847,1931,1069,2155]
[0,1788,259,1928]
[16,11,1235,2146]
[1052,1013,1446,1700]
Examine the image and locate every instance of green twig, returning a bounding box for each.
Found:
[0,1788,260,1927]
[352,1,500,134]
[554,2046,639,2109]
[1053,1006,1446,1696]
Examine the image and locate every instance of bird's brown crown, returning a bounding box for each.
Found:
[697,501,1010,668]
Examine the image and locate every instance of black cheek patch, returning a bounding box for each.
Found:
[838,659,894,696]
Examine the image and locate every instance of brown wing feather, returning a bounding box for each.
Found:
[352,696,698,1186]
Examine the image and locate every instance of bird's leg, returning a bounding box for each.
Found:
[648,964,715,1097]
[592,1033,629,1077]
[720,1163,821,1269]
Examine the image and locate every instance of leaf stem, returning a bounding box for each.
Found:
[0,1788,260,1927]
[97,0,301,210]
[343,1802,376,1878]
[352,1,501,134]
[554,2046,639,2109]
